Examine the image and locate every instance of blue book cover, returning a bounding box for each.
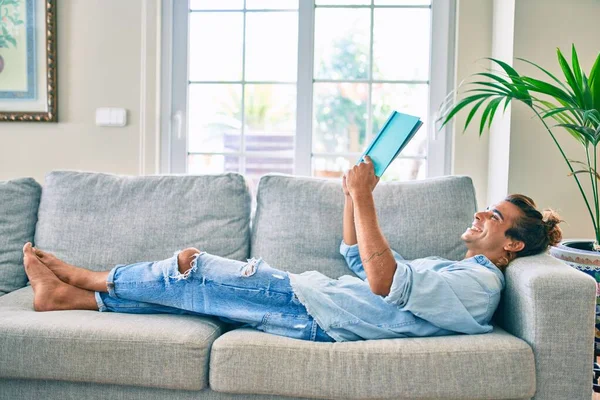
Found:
[357,111,423,177]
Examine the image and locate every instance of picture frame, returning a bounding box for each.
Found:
[0,0,57,122]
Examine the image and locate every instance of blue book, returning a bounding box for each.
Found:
[357,111,423,177]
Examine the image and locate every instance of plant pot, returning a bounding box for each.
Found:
[549,239,600,354]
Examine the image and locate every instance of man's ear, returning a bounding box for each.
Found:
[505,240,525,253]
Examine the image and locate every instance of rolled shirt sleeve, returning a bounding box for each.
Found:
[383,260,496,334]
[339,241,367,280]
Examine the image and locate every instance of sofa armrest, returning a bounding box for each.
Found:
[493,252,596,399]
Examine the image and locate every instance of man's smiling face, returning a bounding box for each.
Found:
[461,200,524,258]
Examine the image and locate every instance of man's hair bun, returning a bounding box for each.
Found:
[542,209,563,247]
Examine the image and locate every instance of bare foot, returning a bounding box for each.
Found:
[23,243,97,311]
[33,247,85,287]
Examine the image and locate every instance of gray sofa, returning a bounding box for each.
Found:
[0,171,595,400]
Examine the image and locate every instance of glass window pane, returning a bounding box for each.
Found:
[371,83,428,156]
[313,83,368,153]
[189,13,243,81]
[188,84,242,153]
[245,155,294,179]
[372,9,430,80]
[188,154,240,175]
[314,8,370,80]
[375,0,430,5]
[245,12,298,81]
[246,0,298,9]
[380,158,426,181]
[190,0,243,10]
[245,84,296,153]
[316,0,370,5]
[312,155,356,178]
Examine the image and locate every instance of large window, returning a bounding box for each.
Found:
[162,0,455,185]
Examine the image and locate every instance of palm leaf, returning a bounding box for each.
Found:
[584,109,600,127]
[440,93,491,126]
[486,97,503,130]
[465,88,509,96]
[462,98,487,132]
[520,76,577,104]
[541,106,578,118]
[568,159,589,167]
[474,72,518,93]
[569,160,600,173]
[470,81,512,94]
[542,105,586,145]
[516,57,573,93]
[582,73,594,111]
[557,47,585,107]
[478,98,502,135]
[589,52,600,113]
[479,102,493,136]
[502,97,512,112]
[572,45,584,92]
[537,99,582,126]
[488,58,533,105]
[569,169,600,180]
[555,123,595,143]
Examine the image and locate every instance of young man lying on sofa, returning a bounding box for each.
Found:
[21,156,562,343]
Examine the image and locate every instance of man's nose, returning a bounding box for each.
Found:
[474,211,486,220]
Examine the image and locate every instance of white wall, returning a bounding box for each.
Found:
[0,0,160,183]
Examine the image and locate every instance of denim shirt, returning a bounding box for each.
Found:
[288,241,505,342]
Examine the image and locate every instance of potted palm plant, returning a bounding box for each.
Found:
[439,44,600,351]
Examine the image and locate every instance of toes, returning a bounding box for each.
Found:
[23,242,33,254]
[33,248,54,261]
[23,243,35,266]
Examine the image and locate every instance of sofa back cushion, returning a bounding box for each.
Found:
[251,174,477,278]
[0,178,42,296]
[35,171,251,271]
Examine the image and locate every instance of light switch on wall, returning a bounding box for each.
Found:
[96,108,127,127]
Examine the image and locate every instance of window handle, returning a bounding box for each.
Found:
[430,111,443,142]
[173,110,184,140]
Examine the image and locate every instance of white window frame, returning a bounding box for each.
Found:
[160,0,455,178]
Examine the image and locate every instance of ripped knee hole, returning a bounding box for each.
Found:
[171,250,203,281]
[241,258,261,277]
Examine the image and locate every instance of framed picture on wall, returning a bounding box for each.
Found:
[0,0,57,122]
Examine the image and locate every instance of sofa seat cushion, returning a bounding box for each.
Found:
[0,287,226,391]
[209,328,535,400]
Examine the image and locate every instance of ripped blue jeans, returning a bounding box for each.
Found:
[95,251,335,342]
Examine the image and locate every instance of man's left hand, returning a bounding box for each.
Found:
[345,155,380,199]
